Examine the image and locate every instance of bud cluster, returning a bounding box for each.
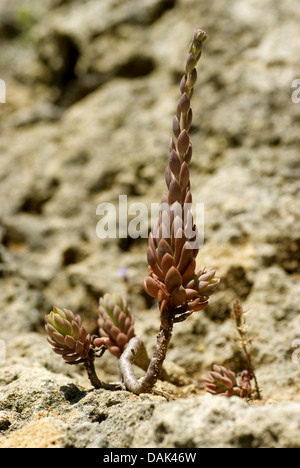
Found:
[97,293,135,358]
[45,307,92,363]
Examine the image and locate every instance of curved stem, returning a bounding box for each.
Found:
[119,322,173,395]
[118,337,146,394]
[142,324,173,390]
[83,350,123,391]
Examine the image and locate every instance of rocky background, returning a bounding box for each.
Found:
[0,0,300,448]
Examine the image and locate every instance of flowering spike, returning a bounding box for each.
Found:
[142,29,220,323]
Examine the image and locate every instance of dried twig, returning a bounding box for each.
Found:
[231,300,261,399]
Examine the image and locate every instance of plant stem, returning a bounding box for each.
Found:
[119,321,173,395]
[83,350,123,391]
[232,300,261,400]
[143,323,173,390]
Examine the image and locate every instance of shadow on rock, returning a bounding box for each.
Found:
[60,384,87,404]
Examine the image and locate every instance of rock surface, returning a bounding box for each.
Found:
[1,366,300,448]
[0,0,300,448]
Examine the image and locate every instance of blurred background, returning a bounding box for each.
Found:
[0,0,299,400]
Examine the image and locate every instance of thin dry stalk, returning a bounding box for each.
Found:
[232,300,261,399]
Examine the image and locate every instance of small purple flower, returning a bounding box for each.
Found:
[118,267,129,282]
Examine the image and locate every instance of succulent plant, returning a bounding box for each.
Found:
[119,29,220,395]
[203,301,260,400]
[239,369,252,399]
[204,365,252,398]
[143,29,220,322]
[45,29,222,398]
[97,293,135,358]
[45,306,92,363]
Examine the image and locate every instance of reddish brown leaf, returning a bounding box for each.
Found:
[172,116,181,138]
[161,253,176,276]
[170,286,186,306]
[168,179,182,205]
[177,130,190,156]
[179,162,190,189]
[165,266,182,292]
[181,257,196,283]
[169,150,181,177]
[143,277,160,299]
[179,92,190,115]
[157,238,172,264]
[177,243,194,274]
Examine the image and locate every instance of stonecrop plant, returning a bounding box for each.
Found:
[45,29,221,396]
[204,300,261,400]
[204,365,252,398]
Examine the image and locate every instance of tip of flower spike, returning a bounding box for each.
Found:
[189,29,207,61]
[194,29,207,44]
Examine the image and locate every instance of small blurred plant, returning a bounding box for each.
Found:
[204,300,261,400]
[204,365,251,398]
[15,7,37,31]
[45,29,220,395]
